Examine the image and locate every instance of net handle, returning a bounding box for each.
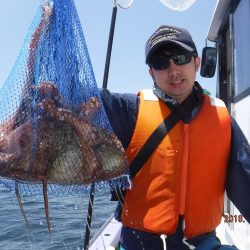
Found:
[84,1,132,249]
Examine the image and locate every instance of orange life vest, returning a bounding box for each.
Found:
[122,89,231,238]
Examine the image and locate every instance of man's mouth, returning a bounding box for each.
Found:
[170,79,184,86]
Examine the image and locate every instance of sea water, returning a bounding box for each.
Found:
[0,186,116,250]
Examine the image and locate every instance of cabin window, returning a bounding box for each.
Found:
[233,0,250,97]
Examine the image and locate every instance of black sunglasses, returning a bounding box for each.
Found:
[149,53,193,70]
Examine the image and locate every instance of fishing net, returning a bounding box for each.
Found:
[115,0,134,9]
[159,0,197,11]
[0,0,130,196]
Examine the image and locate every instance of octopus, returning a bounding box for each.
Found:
[0,1,128,236]
[0,82,128,235]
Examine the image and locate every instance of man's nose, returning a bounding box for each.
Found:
[167,60,181,74]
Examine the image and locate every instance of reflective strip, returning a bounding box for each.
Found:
[209,96,226,107]
[141,89,158,101]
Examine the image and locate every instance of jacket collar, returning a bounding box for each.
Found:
[153,81,204,123]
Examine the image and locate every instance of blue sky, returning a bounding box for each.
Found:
[0,0,218,95]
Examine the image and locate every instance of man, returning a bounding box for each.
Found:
[100,25,250,249]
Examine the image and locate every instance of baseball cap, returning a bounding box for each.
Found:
[145,25,198,64]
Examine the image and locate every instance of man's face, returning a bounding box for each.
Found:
[148,47,200,103]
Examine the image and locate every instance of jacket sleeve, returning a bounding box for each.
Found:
[99,88,139,149]
[226,117,250,223]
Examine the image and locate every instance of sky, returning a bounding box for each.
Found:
[0,0,218,95]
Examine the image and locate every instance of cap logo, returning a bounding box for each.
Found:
[150,27,181,46]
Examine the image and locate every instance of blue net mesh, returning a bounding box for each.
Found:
[0,0,130,196]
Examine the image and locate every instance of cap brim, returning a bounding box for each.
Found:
[146,40,195,64]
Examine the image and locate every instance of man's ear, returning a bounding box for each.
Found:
[148,68,155,80]
[195,56,201,72]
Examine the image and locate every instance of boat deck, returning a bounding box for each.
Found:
[89,217,247,250]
